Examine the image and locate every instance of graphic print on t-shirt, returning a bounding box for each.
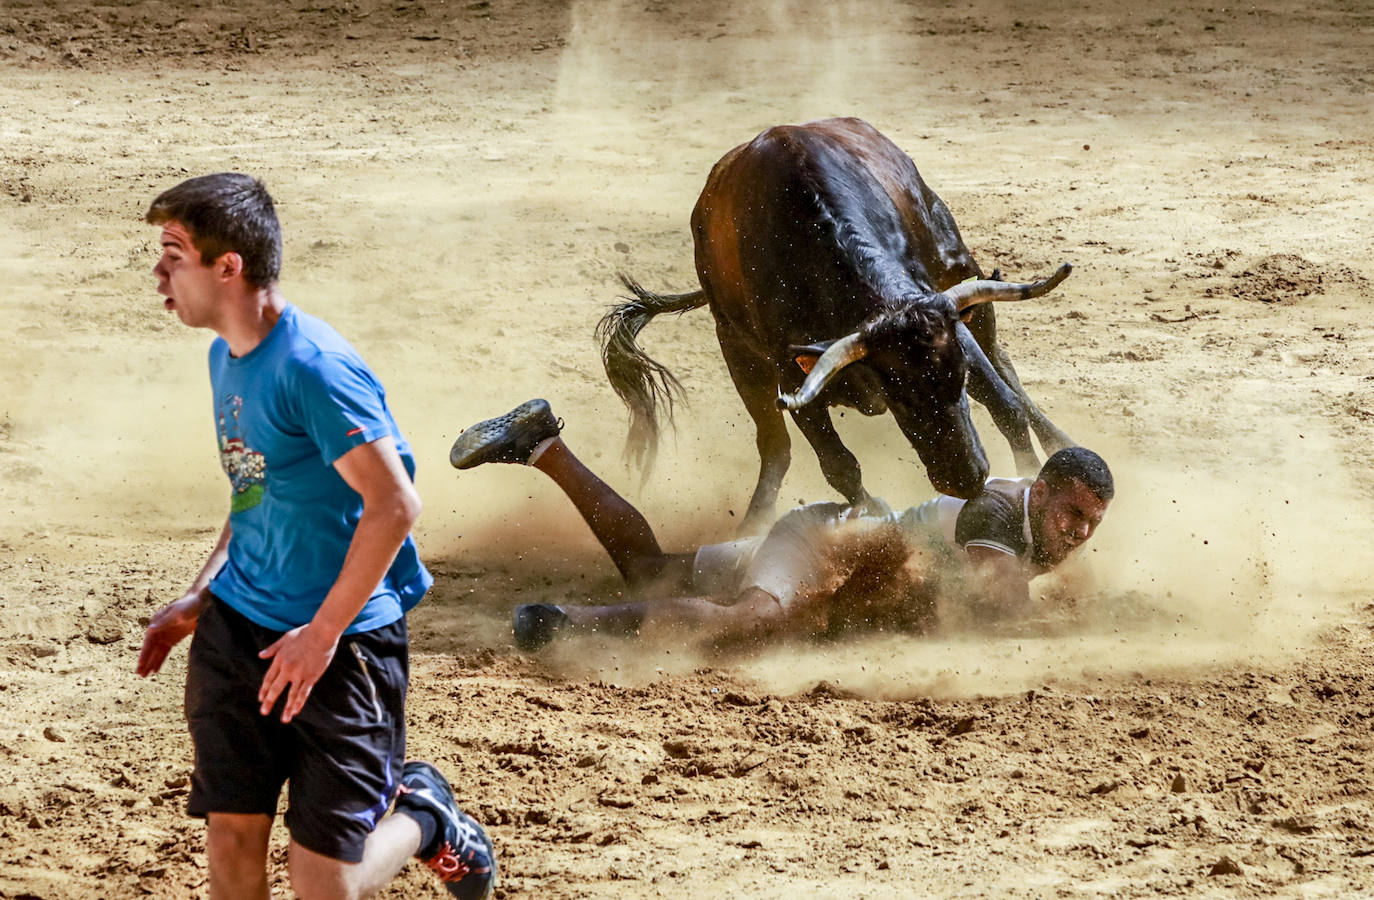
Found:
[216,395,267,513]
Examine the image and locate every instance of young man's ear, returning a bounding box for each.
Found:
[214,251,245,281]
[1029,478,1049,506]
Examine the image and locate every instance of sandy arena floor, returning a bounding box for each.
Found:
[2,0,1373,896]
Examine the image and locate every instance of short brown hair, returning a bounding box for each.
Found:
[146,173,282,287]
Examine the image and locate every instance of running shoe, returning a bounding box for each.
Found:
[395,761,497,900]
[512,603,570,651]
[450,399,563,469]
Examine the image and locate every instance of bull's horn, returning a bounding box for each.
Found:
[942,262,1073,313]
[776,332,868,410]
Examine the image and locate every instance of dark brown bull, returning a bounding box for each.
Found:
[599,117,1073,531]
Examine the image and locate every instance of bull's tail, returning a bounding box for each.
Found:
[595,273,708,474]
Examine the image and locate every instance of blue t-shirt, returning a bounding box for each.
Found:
[206,305,432,634]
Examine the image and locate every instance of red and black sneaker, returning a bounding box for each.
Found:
[395,761,497,900]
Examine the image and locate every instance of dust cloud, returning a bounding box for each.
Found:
[552,0,933,133]
[735,416,1370,699]
[498,409,1372,701]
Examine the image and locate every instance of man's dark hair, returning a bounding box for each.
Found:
[145,173,282,287]
[1038,446,1114,501]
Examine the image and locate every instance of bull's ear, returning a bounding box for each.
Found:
[789,340,836,374]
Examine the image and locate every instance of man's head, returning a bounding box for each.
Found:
[146,174,281,327]
[1028,447,1113,569]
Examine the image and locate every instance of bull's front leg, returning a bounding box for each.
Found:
[787,404,870,509]
[989,340,1074,455]
[963,304,1074,457]
[956,321,1041,476]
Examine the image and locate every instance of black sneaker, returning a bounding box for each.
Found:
[512,604,571,651]
[450,399,562,469]
[395,761,497,900]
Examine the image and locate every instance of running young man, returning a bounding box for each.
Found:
[450,399,1113,651]
[134,174,496,900]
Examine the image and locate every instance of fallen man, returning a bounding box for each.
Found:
[450,400,1113,652]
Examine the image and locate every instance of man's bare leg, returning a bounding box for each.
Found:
[547,502,840,650]
[287,814,420,900]
[211,812,418,900]
[450,399,694,591]
[454,399,779,650]
[561,587,792,650]
[531,437,693,589]
[285,759,497,899]
[206,813,272,900]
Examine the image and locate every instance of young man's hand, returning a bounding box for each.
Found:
[136,590,209,677]
[257,623,339,723]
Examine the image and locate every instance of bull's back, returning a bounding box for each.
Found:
[808,118,976,285]
[690,118,978,356]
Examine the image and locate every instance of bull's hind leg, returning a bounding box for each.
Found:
[963,305,1075,459]
[719,335,791,534]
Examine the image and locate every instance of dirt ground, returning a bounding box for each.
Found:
[2,0,1373,896]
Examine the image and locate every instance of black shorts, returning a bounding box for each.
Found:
[185,595,408,863]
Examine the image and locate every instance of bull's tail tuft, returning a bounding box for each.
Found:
[595,273,708,475]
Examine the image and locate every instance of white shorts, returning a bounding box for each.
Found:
[690,503,857,609]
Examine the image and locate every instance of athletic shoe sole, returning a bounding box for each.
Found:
[449,399,561,469]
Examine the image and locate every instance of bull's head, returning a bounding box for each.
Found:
[778,263,1072,499]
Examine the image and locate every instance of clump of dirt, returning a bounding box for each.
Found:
[1230,253,1368,303]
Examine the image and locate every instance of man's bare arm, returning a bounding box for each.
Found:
[256,436,421,723]
[136,516,232,676]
